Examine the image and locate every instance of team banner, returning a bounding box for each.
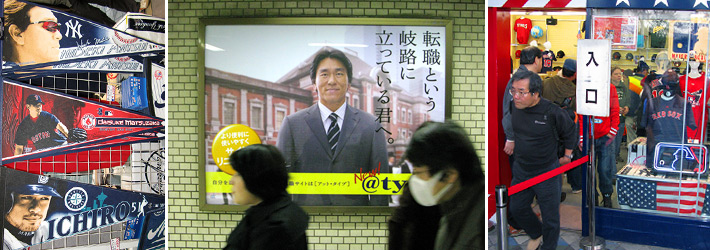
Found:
[4,145,131,175]
[2,79,164,165]
[138,208,165,250]
[151,63,166,119]
[2,0,164,73]
[0,167,165,250]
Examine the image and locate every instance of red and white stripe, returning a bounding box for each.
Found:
[656,182,706,215]
[489,0,586,8]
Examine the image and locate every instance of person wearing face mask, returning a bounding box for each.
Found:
[508,70,576,250]
[388,121,484,250]
[223,144,309,250]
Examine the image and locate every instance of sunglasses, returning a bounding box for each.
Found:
[29,21,61,33]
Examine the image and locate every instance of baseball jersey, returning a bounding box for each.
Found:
[641,96,696,144]
[679,72,708,143]
[514,17,532,44]
[14,111,67,152]
[541,50,556,73]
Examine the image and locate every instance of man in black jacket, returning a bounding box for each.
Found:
[509,70,577,250]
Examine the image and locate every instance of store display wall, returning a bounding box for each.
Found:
[510,14,586,72]
[167,0,485,249]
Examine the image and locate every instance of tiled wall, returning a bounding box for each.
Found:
[167,0,485,249]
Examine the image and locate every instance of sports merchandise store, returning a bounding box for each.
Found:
[489,0,710,248]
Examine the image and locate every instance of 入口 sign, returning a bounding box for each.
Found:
[577,39,611,117]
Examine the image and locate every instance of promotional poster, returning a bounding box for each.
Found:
[0,167,165,250]
[2,0,164,73]
[592,16,638,50]
[670,21,709,62]
[2,79,164,164]
[203,19,450,207]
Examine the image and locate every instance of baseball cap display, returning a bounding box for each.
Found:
[626,53,634,60]
[26,94,45,105]
[531,26,544,38]
[557,50,565,59]
[613,52,621,60]
[651,54,657,62]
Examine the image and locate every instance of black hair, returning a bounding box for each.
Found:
[562,67,575,78]
[310,49,353,84]
[404,121,483,185]
[519,46,542,65]
[511,70,543,95]
[229,144,289,201]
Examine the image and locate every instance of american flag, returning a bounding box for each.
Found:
[617,176,709,216]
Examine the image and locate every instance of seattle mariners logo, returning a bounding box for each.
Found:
[64,187,88,211]
[81,113,96,130]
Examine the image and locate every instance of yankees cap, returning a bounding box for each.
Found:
[26,94,44,105]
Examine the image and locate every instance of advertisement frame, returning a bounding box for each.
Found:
[197,17,452,212]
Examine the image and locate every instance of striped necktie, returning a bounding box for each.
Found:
[327,113,340,154]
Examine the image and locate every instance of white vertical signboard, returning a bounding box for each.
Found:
[576,39,611,117]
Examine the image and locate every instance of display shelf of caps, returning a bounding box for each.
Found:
[510,14,585,72]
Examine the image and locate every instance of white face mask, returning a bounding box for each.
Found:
[409,171,453,207]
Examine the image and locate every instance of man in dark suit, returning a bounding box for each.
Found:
[277,49,388,206]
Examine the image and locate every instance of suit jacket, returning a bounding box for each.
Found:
[277,104,388,206]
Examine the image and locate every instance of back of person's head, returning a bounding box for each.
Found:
[562,59,576,77]
[405,121,483,185]
[519,46,542,65]
[637,61,650,73]
[511,70,543,95]
[229,144,289,201]
[310,49,353,84]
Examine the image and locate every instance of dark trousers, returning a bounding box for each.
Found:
[510,173,561,250]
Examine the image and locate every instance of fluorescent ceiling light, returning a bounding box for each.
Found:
[205,44,225,51]
[308,43,368,48]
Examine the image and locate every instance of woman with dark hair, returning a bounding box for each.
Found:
[389,121,485,250]
[223,144,309,250]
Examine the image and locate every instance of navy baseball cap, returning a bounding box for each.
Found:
[12,184,62,198]
[563,59,577,72]
[26,94,44,106]
[612,52,621,60]
[651,54,657,62]
[661,69,679,86]
[556,50,565,59]
[626,53,634,60]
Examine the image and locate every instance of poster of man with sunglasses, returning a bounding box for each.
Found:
[1,0,164,73]
[3,0,62,69]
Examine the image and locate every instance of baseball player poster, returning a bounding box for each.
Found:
[202,18,451,207]
[2,0,164,73]
[669,21,709,62]
[1,79,164,166]
[0,167,165,250]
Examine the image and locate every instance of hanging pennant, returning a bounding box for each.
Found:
[2,0,164,73]
[0,168,165,250]
[1,79,164,165]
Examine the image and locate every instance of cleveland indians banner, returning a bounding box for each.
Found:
[2,0,164,73]
[0,168,165,250]
[2,79,164,167]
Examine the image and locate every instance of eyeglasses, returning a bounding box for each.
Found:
[30,21,61,33]
[509,89,531,97]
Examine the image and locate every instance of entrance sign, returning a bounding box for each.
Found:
[577,39,612,117]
